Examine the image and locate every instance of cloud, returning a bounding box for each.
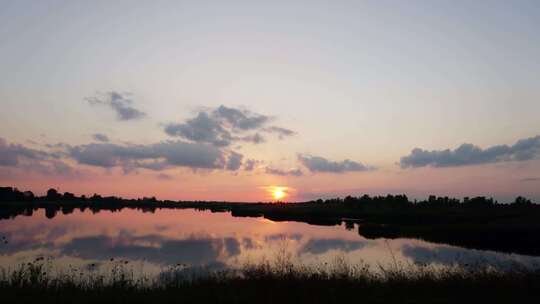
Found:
[156,173,174,180]
[224,237,241,256]
[241,237,259,250]
[47,160,77,175]
[67,141,232,172]
[400,135,540,168]
[300,238,366,255]
[0,231,56,255]
[164,112,232,147]
[238,133,265,144]
[244,159,260,171]
[0,137,50,166]
[1,226,247,267]
[226,151,243,171]
[0,137,78,176]
[521,177,540,182]
[60,233,242,266]
[1,137,249,176]
[86,91,146,121]
[164,105,293,147]
[401,244,539,270]
[263,126,296,139]
[298,154,373,173]
[151,141,228,170]
[264,233,303,242]
[92,133,110,142]
[265,167,303,176]
[214,105,269,130]
[68,143,152,168]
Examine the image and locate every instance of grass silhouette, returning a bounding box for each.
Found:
[1,253,539,303]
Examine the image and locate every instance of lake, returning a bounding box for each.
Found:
[1,208,539,278]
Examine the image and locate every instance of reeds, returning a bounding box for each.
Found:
[1,252,539,304]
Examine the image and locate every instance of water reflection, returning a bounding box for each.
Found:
[1,208,539,276]
[301,239,367,254]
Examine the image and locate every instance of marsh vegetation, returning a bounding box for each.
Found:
[2,251,540,303]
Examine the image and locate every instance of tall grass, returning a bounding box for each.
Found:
[1,252,540,303]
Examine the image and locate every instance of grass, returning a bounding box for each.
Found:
[1,254,540,303]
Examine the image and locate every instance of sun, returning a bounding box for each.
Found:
[264,186,291,202]
[266,186,288,201]
[272,188,286,200]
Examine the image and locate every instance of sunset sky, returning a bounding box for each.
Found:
[1,0,540,202]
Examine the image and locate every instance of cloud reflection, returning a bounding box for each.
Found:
[300,238,367,255]
[402,244,540,270]
[60,233,243,266]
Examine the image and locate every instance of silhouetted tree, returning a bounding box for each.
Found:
[45,206,58,219]
[0,187,15,201]
[513,196,532,206]
[22,191,34,201]
[63,192,75,200]
[46,188,61,200]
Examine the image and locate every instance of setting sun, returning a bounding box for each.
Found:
[272,188,285,200]
[267,186,288,201]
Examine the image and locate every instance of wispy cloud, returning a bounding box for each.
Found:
[86,91,146,121]
[265,167,303,176]
[521,177,540,182]
[263,126,296,139]
[92,133,110,142]
[244,159,261,171]
[156,173,174,180]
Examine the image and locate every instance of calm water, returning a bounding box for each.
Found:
[1,208,539,276]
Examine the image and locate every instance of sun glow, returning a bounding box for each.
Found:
[268,186,288,201]
[273,188,285,200]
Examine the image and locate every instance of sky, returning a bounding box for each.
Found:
[1,0,540,202]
